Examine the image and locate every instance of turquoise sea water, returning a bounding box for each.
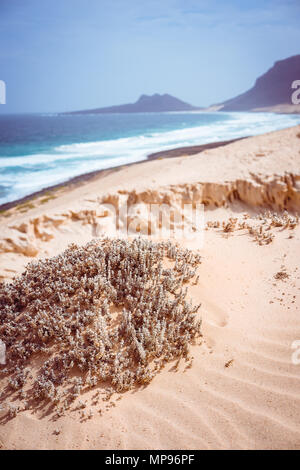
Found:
[0,111,300,205]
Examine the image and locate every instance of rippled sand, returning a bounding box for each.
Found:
[1,125,300,449]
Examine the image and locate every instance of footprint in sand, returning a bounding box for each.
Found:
[200,302,228,349]
[202,300,228,328]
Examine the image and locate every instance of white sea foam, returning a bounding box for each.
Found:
[1,112,300,204]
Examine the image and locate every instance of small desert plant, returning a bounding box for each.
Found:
[207,211,299,245]
[0,238,201,408]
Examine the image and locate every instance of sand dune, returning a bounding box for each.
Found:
[0,126,300,449]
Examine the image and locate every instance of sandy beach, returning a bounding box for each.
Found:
[0,125,300,450]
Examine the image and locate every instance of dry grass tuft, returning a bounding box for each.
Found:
[207,211,299,245]
[274,271,289,281]
[0,238,201,412]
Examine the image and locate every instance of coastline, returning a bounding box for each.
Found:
[0,136,245,211]
[0,125,300,449]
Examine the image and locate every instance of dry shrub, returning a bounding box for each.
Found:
[0,238,201,406]
[207,211,299,245]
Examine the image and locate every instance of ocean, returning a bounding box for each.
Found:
[0,111,300,205]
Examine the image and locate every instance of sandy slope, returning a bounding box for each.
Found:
[205,104,300,114]
[0,126,300,449]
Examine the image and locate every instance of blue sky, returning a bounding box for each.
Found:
[0,0,300,113]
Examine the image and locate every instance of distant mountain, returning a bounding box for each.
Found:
[213,55,300,113]
[64,93,200,114]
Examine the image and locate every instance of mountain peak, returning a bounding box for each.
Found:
[65,93,199,114]
[137,93,162,102]
[219,54,300,112]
